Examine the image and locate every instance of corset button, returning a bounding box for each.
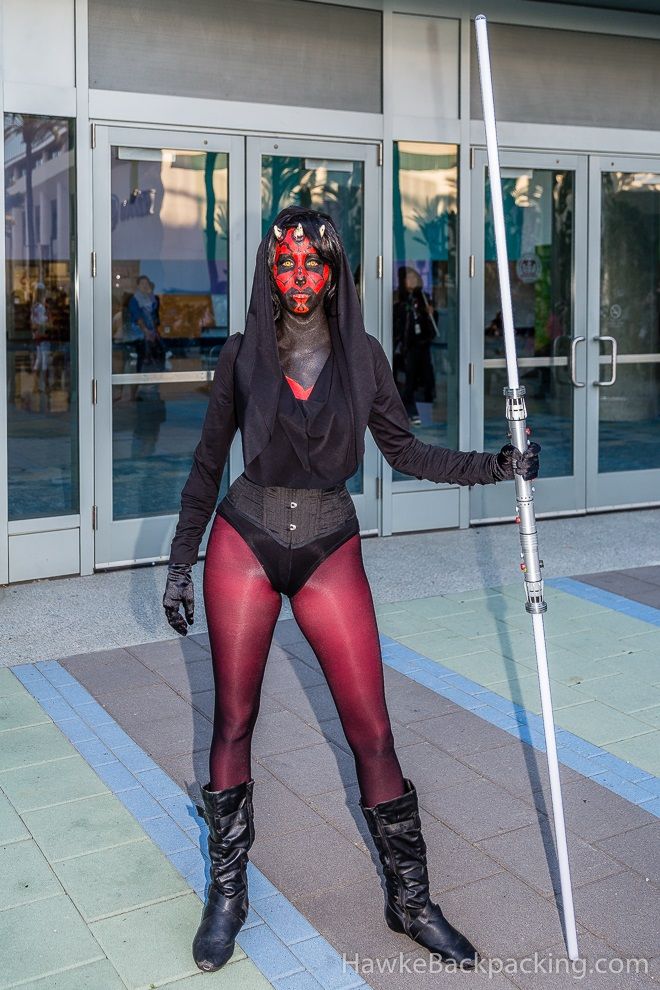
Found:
[290,501,297,508]
[289,523,297,531]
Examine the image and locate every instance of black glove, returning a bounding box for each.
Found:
[163,562,194,636]
[494,441,541,481]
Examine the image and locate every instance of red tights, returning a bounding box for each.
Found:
[202,514,405,807]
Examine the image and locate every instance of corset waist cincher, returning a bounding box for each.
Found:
[217,472,359,597]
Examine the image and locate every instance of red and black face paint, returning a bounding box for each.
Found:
[272,223,331,316]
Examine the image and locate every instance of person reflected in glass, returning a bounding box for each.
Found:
[30,281,52,412]
[162,208,540,974]
[393,266,437,425]
[127,275,165,399]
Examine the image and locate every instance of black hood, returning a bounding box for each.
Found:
[234,205,377,472]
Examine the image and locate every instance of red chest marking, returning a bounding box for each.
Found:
[285,375,313,400]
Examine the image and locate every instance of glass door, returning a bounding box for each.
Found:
[587,157,660,510]
[92,127,244,566]
[246,137,381,533]
[470,151,588,521]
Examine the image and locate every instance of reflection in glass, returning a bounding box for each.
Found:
[4,114,78,519]
[111,147,229,385]
[392,142,458,482]
[261,154,364,494]
[599,172,660,472]
[112,376,230,520]
[484,169,574,478]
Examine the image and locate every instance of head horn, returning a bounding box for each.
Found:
[273,224,285,241]
[292,222,305,242]
[319,224,326,239]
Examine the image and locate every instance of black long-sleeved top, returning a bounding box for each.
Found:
[168,331,500,565]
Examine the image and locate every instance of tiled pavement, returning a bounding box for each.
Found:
[2,565,659,988]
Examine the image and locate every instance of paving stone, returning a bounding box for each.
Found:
[126,712,213,760]
[320,714,422,756]
[0,790,29,844]
[376,611,452,637]
[461,741,579,800]
[15,959,127,990]
[160,749,212,790]
[637,705,660,729]
[572,674,660,714]
[22,792,146,862]
[0,691,51,733]
[251,822,374,901]
[52,838,190,921]
[0,894,105,989]
[501,931,656,988]
[573,870,660,959]
[258,740,356,798]
[0,838,62,910]
[262,654,327,693]
[380,680,459,725]
[252,708,325,757]
[397,741,483,793]
[478,820,626,899]
[397,632,491,663]
[273,618,308,647]
[397,595,477,619]
[362,952,517,990]
[411,707,516,757]
[530,776,656,842]
[186,630,212,650]
[90,892,246,988]
[153,658,215,698]
[486,673,594,714]
[437,870,578,959]
[606,732,660,776]
[105,682,196,723]
[594,823,660,885]
[552,702,653,747]
[0,667,25,697]
[0,722,77,772]
[0,755,108,813]
[251,774,325,838]
[168,956,275,989]
[266,682,341,728]
[412,818,506,895]
[419,775,538,842]
[61,649,162,695]
[123,636,210,669]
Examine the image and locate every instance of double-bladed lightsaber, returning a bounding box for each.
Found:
[474,14,579,961]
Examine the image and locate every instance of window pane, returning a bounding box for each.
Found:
[4,114,78,520]
[484,169,574,478]
[112,379,230,520]
[392,142,459,482]
[111,147,229,375]
[599,171,660,473]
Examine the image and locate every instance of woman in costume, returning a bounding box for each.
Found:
[162,207,539,973]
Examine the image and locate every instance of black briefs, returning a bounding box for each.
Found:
[216,472,360,598]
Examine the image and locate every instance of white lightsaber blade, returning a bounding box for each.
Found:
[474,13,579,962]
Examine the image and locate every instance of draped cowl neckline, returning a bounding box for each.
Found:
[232,205,378,475]
[276,349,348,473]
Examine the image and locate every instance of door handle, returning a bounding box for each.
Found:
[593,335,618,387]
[569,336,586,387]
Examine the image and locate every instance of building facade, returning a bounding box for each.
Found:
[2,0,659,584]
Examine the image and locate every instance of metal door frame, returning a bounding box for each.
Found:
[92,125,244,567]
[246,135,381,534]
[586,154,660,512]
[469,149,589,522]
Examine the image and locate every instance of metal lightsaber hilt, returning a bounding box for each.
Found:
[505,386,546,614]
[475,13,579,961]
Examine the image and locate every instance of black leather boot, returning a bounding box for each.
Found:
[359,776,479,967]
[192,778,255,972]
